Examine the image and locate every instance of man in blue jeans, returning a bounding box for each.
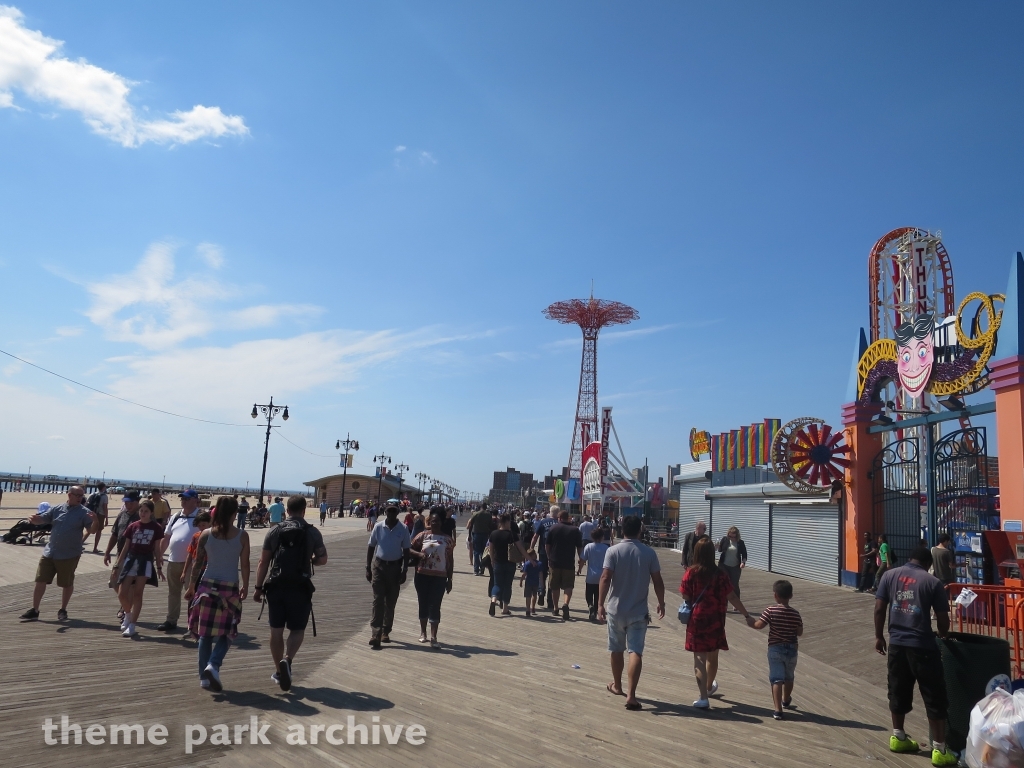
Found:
[874,546,956,767]
[532,505,559,608]
[466,505,494,576]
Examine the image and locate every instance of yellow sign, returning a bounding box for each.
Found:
[689,427,711,461]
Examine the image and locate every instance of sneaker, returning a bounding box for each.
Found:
[709,680,718,695]
[418,634,428,643]
[19,608,39,621]
[889,735,920,753]
[56,609,68,622]
[782,698,794,709]
[381,633,390,643]
[773,711,783,721]
[692,698,710,709]
[122,624,137,638]
[200,679,211,690]
[430,638,440,649]
[156,622,176,632]
[369,636,381,650]
[931,748,957,767]
[276,659,291,691]
[562,604,570,621]
[201,664,223,693]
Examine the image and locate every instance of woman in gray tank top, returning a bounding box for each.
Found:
[186,496,250,692]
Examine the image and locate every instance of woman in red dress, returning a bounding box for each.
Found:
[680,537,753,709]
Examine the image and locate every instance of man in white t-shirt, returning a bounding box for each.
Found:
[579,514,596,544]
[156,489,200,632]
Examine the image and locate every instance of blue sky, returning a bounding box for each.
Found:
[0,2,1020,494]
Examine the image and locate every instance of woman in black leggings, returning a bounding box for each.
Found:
[410,507,455,649]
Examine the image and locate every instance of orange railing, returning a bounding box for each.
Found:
[948,581,1024,677]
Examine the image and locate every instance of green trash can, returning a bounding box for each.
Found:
[938,632,1011,752]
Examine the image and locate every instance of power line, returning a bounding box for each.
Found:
[275,431,337,458]
[0,347,259,428]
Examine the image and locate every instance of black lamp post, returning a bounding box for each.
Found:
[251,397,289,506]
[335,434,359,517]
[373,453,392,508]
[394,463,409,503]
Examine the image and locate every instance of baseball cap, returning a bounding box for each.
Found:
[123,490,141,502]
[179,489,200,500]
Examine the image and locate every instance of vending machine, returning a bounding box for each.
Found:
[952,530,991,585]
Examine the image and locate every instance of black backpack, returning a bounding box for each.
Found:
[521,520,534,543]
[264,519,315,593]
[85,492,103,512]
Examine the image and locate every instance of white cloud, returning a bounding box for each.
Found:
[82,242,329,349]
[392,145,437,169]
[0,6,249,147]
[196,242,224,269]
[104,326,487,416]
[226,304,323,330]
[54,325,82,337]
[602,323,678,342]
[46,434,66,440]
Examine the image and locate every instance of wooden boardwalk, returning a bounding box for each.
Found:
[1,527,935,768]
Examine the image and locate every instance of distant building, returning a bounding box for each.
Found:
[305,472,424,508]
[489,466,536,505]
[543,468,569,489]
[667,463,683,488]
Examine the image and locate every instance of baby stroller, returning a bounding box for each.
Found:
[2,519,51,546]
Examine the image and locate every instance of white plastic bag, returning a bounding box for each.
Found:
[967,688,1024,767]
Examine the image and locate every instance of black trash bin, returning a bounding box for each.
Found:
[938,632,1011,752]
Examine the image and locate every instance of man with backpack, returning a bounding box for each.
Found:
[83,482,109,554]
[252,496,327,692]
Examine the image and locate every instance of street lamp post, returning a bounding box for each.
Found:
[373,453,392,509]
[335,434,360,517]
[394,463,409,503]
[251,397,290,506]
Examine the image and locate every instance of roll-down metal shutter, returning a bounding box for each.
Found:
[708,496,769,570]
[677,480,710,540]
[770,503,838,586]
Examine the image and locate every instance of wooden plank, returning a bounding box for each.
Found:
[0,525,936,767]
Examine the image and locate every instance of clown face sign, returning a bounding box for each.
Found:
[894,313,935,399]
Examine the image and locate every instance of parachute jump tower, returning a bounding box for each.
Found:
[543,295,639,493]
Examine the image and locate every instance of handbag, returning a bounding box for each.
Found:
[678,583,710,625]
[508,540,525,564]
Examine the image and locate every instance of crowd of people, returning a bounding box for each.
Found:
[17,485,327,694]
[13,489,959,765]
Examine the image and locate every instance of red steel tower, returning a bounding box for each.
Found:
[543,295,639,493]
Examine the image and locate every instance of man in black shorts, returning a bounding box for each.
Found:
[253,496,327,691]
[874,546,956,766]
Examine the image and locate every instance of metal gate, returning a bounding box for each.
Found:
[770,503,839,586]
[708,496,769,570]
[872,437,921,567]
[677,480,710,540]
[934,426,995,534]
